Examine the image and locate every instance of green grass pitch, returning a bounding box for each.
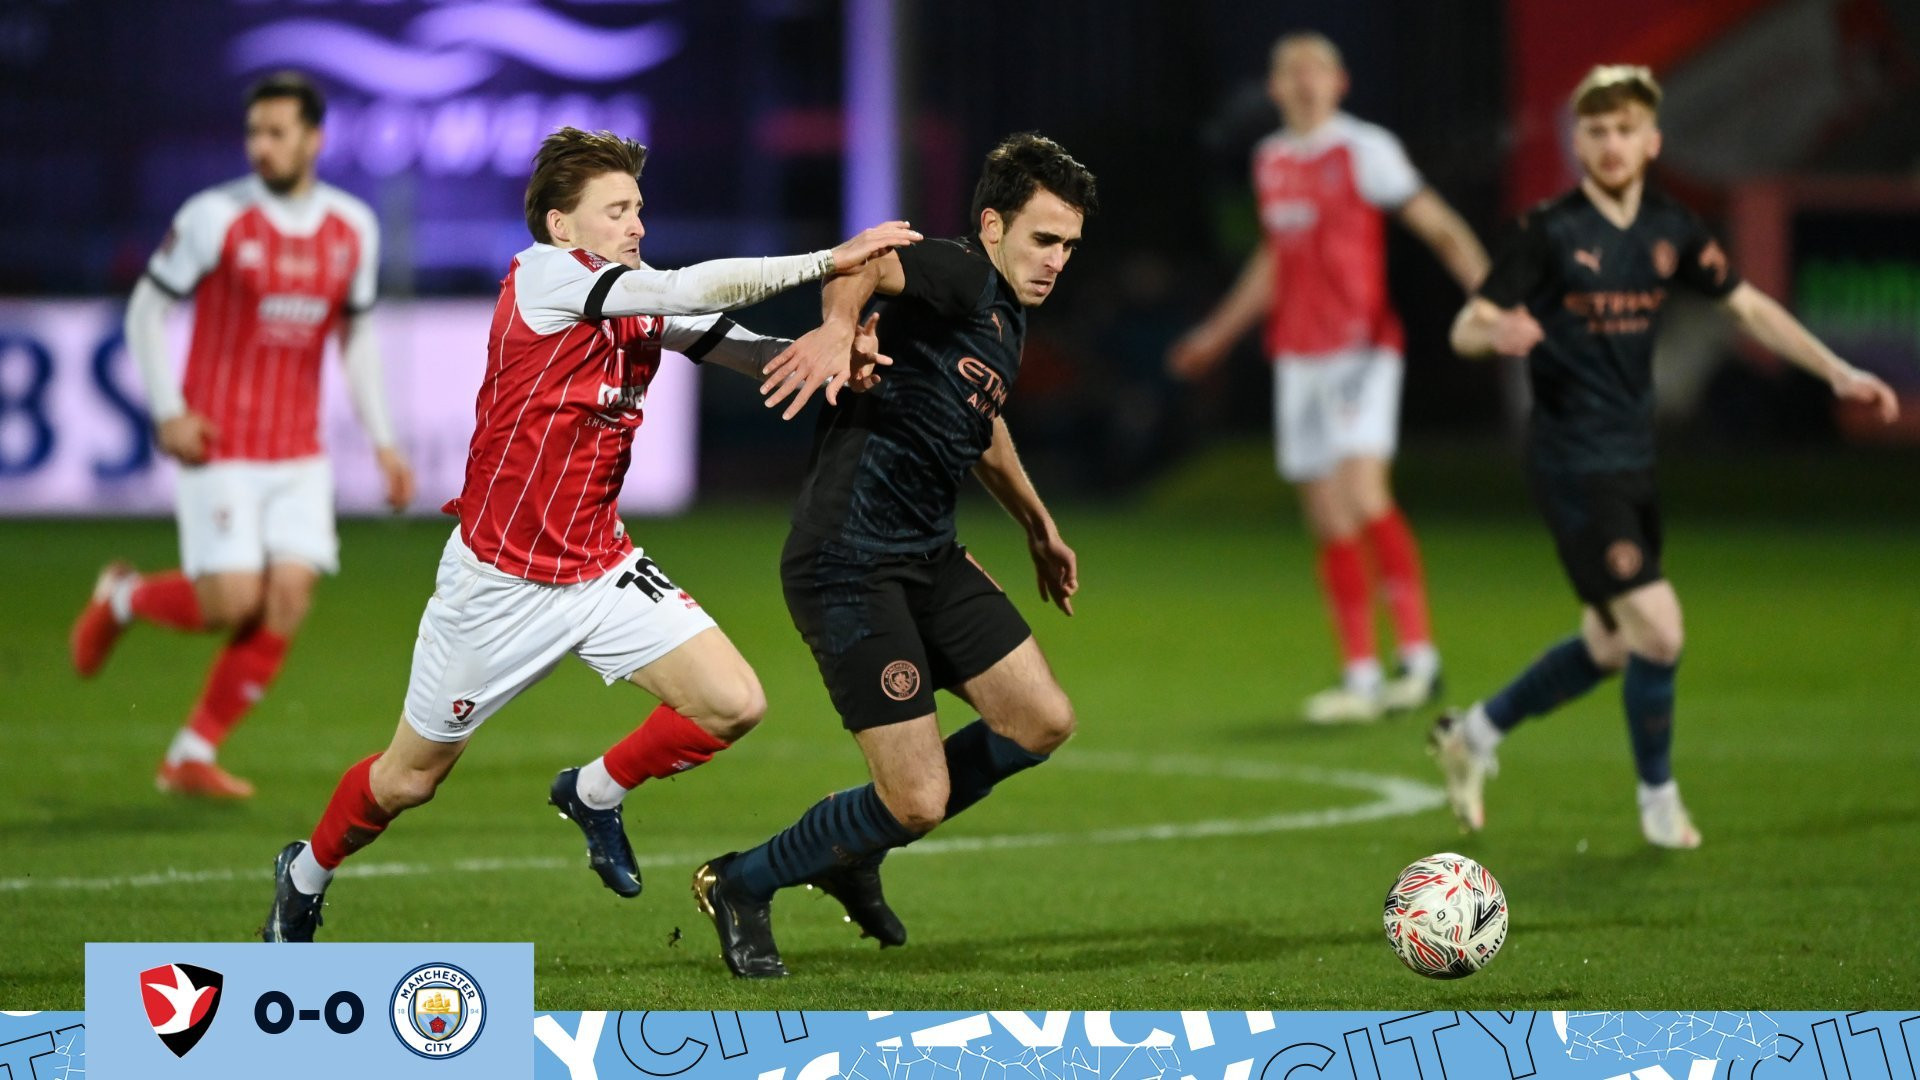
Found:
[2,447,1916,1009]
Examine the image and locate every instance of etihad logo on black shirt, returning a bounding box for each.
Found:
[1563,288,1667,336]
[956,357,1007,418]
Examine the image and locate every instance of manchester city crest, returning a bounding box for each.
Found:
[389,962,486,1059]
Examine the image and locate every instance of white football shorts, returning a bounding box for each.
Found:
[174,456,339,577]
[1273,346,1404,482]
[402,529,718,741]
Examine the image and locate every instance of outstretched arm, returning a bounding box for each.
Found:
[973,416,1077,615]
[1398,188,1491,293]
[339,312,413,510]
[1721,282,1899,422]
[598,220,920,319]
[1167,241,1273,379]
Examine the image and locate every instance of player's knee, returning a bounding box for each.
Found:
[263,580,312,634]
[1582,632,1628,672]
[1304,510,1359,544]
[1632,627,1684,666]
[199,579,265,628]
[371,763,442,812]
[699,673,766,741]
[1024,692,1076,754]
[390,771,443,811]
[889,786,948,835]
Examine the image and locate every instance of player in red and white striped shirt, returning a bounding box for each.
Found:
[69,72,414,798]
[262,127,918,940]
[1170,32,1490,724]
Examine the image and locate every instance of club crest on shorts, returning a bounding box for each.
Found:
[450,699,476,724]
[390,962,485,1059]
[1606,539,1643,580]
[880,660,921,702]
[140,962,224,1058]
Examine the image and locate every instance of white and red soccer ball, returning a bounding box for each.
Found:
[1383,853,1509,979]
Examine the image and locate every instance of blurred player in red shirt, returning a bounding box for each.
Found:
[69,72,413,797]
[1171,32,1489,724]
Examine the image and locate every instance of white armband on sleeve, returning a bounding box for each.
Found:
[341,313,397,448]
[591,251,837,319]
[125,277,187,422]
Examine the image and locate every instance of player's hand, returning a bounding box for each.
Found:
[1831,364,1901,423]
[828,221,922,275]
[1166,327,1228,380]
[376,445,415,511]
[1028,523,1078,616]
[1491,308,1545,357]
[760,319,858,420]
[847,312,890,393]
[156,412,216,464]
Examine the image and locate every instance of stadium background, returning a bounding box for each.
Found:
[1,0,1916,1008]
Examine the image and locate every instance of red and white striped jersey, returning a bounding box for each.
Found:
[1253,113,1422,359]
[145,175,378,460]
[449,244,761,584]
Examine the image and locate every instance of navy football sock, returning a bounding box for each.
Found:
[727,784,917,902]
[943,719,1049,820]
[1622,655,1678,786]
[1484,636,1608,732]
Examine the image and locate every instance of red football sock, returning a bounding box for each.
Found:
[186,627,289,746]
[1318,538,1376,664]
[309,754,395,870]
[603,705,730,788]
[130,570,204,631]
[1363,507,1433,648]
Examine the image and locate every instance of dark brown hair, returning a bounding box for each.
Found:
[245,71,325,128]
[524,127,649,244]
[970,132,1098,227]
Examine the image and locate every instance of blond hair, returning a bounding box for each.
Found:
[1571,65,1662,117]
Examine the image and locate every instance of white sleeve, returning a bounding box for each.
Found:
[145,193,227,298]
[125,277,186,422]
[1351,125,1424,211]
[520,250,837,334]
[599,252,840,316]
[340,311,397,447]
[347,209,380,314]
[662,313,791,378]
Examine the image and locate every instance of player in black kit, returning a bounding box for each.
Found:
[1432,66,1899,849]
[692,133,1097,977]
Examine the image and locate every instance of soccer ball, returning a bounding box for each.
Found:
[1383,853,1509,979]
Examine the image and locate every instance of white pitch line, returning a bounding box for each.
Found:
[0,753,1442,894]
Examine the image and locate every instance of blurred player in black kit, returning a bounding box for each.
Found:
[1433,66,1899,849]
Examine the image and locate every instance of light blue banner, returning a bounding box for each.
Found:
[81,942,531,1079]
[526,1010,1917,1080]
[10,1007,1916,1078]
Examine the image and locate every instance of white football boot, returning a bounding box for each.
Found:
[1638,779,1703,849]
[1303,685,1385,725]
[1380,665,1443,713]
[1428,705,1498,831]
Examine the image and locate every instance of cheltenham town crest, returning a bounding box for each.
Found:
[140,963,224,1057]
[389,962,486,1059]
